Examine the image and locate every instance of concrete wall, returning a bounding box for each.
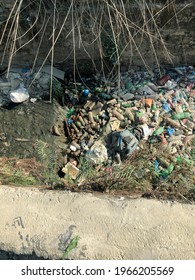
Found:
[0,0,194,73]
[0,185,195,259]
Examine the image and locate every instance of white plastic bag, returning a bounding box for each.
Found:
[10,85,29,103]
[86,141,108,164]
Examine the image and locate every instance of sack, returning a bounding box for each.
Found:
[109,130,138,158]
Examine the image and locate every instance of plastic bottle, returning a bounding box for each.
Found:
[154,160,159,172]
[172,112,191,120]
[83,89,89,97]
[80,141,89,151]
[163,117,181,128]
[151,101,157,111]
[153,109,160,122]
[166,127,175,136]
[174,104,183,113]
[125,108,134,121]
[162,103,171,112]
[161,163,174,179]
[152,126,164,136]
[125,80,132,91]
[112,110,124,121]
[158,74,171,86]
[99,93,112,100]
[71,141,81,150]
[115,153,122,164]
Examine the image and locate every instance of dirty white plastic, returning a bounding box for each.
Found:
[10,85,29,103]
[87,141,108,164]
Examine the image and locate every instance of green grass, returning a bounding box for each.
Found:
[62,236,80,260]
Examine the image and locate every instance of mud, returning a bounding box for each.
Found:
[0,101,64,160]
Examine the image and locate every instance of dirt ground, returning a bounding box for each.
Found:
[0,100,69,184]
[0,101,58,158]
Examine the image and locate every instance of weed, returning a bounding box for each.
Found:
[61,236,80,260]
[0,157,40,186]
[76,156,97,182]
[75,147,195,203]
[34,140,60,185]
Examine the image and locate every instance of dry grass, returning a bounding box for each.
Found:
[0,155,60,186]
[0,157,41,186]
[0,0,193,83]
[70,146,195,203]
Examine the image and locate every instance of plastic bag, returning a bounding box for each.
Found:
[10,85,29,103]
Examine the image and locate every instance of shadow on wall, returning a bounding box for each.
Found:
[0,249,47,260]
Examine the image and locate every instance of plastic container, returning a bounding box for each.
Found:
[158,74,171,86]
[83,89,89,97]
[161,163,174,179]
[152,126,164,136]
[172,112,191,120]
[166,127,175,136]
[162,103,171,112]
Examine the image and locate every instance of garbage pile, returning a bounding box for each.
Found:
[0,64,195,184]
[59,66,195,182]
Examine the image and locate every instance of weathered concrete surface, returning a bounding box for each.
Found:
[0,185,195,260]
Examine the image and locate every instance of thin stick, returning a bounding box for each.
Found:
[50,0,56,103]
[7,0,24,78]
[28,1,73,89]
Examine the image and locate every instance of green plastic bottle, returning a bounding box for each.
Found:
[172,112,191,120]
[125,81,132,91]
[166,163,174,173]
[151,102,157,111]
[161,163,174,178]
[152,126,164,136]
[175,156,182,163]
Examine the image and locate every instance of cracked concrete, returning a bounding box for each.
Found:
[0,185,194,259]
